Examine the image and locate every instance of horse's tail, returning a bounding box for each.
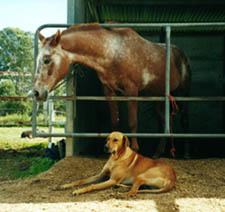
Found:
[171,45,191,96]
[176,46,192,95]
[181,54,192,96]
[172,45,191,158]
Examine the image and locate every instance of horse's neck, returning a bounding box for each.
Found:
[61,31,107,73]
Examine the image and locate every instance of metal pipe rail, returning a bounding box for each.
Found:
[0,97,31,101]
[32,22,225,139]
[0,71,32,77]
[49,96,225,102]
[35,132,225,138]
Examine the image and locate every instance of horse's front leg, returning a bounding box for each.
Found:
[127,100,139,152]
[103,86,119,131]
[126,86,139,152]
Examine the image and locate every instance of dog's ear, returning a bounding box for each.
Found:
[123,135,130,148]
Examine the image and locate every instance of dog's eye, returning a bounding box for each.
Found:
[113,139,118,142]
[44,58,51,65]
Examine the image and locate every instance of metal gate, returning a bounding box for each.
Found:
[32,22,225,141]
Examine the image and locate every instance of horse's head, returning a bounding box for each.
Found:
[30,30,71,101]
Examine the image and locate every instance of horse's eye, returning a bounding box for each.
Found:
[44,58,51,65]
[113,139,118,142]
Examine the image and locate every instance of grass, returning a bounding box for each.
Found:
[0,148,56,180]
[11,157,56,179]
[0,127,64,148]
[0,113,65,125]
[0,127,64,180]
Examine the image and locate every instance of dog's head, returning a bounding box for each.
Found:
[104,132,130,156]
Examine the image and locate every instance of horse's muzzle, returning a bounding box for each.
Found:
[29,89,49,101]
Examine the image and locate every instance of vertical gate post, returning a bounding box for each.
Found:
[165,26,171,134]
[32,32,39,138]
[65,66,76,156]
[48,92,54,143]
[66,0,85,156]
[32,101,38,138]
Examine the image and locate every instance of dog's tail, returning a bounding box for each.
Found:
[137,180,175,193]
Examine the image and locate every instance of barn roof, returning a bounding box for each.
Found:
[87,0,225,32]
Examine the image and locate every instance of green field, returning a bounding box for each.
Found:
[0,127,64,181]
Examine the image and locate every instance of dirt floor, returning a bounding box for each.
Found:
[0,155,225,212]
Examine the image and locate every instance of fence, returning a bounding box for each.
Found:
[0,71,65,141]
[0,71,32,125]
[32,22,225,139]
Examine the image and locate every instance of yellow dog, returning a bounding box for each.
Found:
[61,131,176,195]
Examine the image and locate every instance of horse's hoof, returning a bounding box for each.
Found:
[152,155,160,159]
[184,153,191,160]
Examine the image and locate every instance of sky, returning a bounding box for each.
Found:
[0,0,67,37]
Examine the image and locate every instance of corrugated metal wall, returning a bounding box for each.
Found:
[88,0,225,31]
[69,0,225,157]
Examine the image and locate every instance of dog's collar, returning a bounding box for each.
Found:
[127,153,138,169]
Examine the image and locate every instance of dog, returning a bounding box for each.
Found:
[61,131,176,196]
[20,129,46,139]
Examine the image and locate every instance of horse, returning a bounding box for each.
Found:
[30,23,191,157]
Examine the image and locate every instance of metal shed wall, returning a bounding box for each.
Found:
[66,0,225,157]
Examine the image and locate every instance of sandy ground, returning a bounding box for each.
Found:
[0,156,225,212]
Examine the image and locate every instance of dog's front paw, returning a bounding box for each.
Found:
[60,183,73,190]
[72,189,82,196]
[72,187,87,195]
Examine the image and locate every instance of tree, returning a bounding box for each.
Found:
[0,28,66,118]
[0,28,34,116]
[0,27,34,94]
[0,79,15,96]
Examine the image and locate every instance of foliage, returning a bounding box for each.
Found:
[0,79,32,115]
[0,27,34,93]
[0,27,34,70]
[0,27,66,116]
[0,79,16,96]
[0,28,34,115]
[0,113,39,124]
[52,85,66,113]
[0,113,65,128]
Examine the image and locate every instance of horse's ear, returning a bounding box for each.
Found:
[50,29,61,46]
[38,32,45,42]
[123,135,130,148]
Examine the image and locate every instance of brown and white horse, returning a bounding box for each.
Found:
[30,23,191,157]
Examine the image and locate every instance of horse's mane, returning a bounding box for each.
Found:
[62,23,102,36]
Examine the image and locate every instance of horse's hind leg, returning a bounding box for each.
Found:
[153,137,167,159]
[178,71,191,158]
[180,101,191,159]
